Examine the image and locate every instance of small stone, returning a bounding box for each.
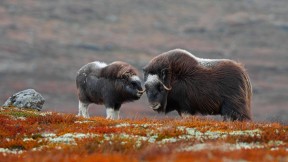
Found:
[3,89,45,111]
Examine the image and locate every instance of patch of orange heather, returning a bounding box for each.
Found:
[0,108,287,162]
[20,151,139,162]
[154,149,287,162]
[0,137,47,150]
[165,117,259,132]
[26,113,77,125]
[0,118,38,138]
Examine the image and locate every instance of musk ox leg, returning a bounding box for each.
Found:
[78,101,90,118]
[220,100,251,121]
[106,108,119,120]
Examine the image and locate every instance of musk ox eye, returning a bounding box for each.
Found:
[161,68,168,80]
[131,81,137,87]
[156,83,162,91]
[131,81,141,89]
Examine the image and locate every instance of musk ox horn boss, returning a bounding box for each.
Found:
[76,61,144,119]
[143,49,252,121]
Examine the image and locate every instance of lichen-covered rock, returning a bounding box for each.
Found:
[3,89,45,111]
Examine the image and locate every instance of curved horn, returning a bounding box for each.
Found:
[137,89,146,93]
[158,80,172,91]
[162,84,172,91]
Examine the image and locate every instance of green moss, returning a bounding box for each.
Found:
[0,109,38,118]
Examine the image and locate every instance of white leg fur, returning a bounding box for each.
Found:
[78,101,90,118]
[106,108,119,120]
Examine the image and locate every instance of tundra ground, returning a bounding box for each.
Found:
[0,107,287,162]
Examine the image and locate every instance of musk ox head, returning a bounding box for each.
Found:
[102,61,145,99]
[143,57,172,112]
[122,73,145,99]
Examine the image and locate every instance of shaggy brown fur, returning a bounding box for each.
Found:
[100,61,139,79]
[143,49,252,121]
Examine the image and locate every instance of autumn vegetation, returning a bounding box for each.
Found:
[0,107,287,162]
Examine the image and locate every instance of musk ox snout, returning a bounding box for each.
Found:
[136,88,145,98]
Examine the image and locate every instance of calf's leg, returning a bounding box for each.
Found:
[106,108,119,119]
[78,101,90,118]
[105,103,121,120]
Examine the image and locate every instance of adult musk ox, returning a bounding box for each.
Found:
[76,61,144,119]
[143,49,252,121]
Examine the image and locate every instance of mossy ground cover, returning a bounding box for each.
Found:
[0,107,287,162]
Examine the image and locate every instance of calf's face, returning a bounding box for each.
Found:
[123,75,145,99]
[143,70,171,112]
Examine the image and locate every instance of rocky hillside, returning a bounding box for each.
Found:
[0,107,287,161]
[0,0,288,123]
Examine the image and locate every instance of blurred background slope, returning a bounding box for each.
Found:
[0,0,287,123]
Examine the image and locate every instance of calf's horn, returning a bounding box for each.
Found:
[137,89,146,93]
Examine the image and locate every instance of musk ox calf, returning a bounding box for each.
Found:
[143,49,252,121]
[76,61,144,119]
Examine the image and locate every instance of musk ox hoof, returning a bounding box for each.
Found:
[3,89,45,111]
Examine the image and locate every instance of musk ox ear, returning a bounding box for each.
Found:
[142,66,148,73]
[161,68,169,80]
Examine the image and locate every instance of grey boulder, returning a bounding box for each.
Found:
[3,89,45,111]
